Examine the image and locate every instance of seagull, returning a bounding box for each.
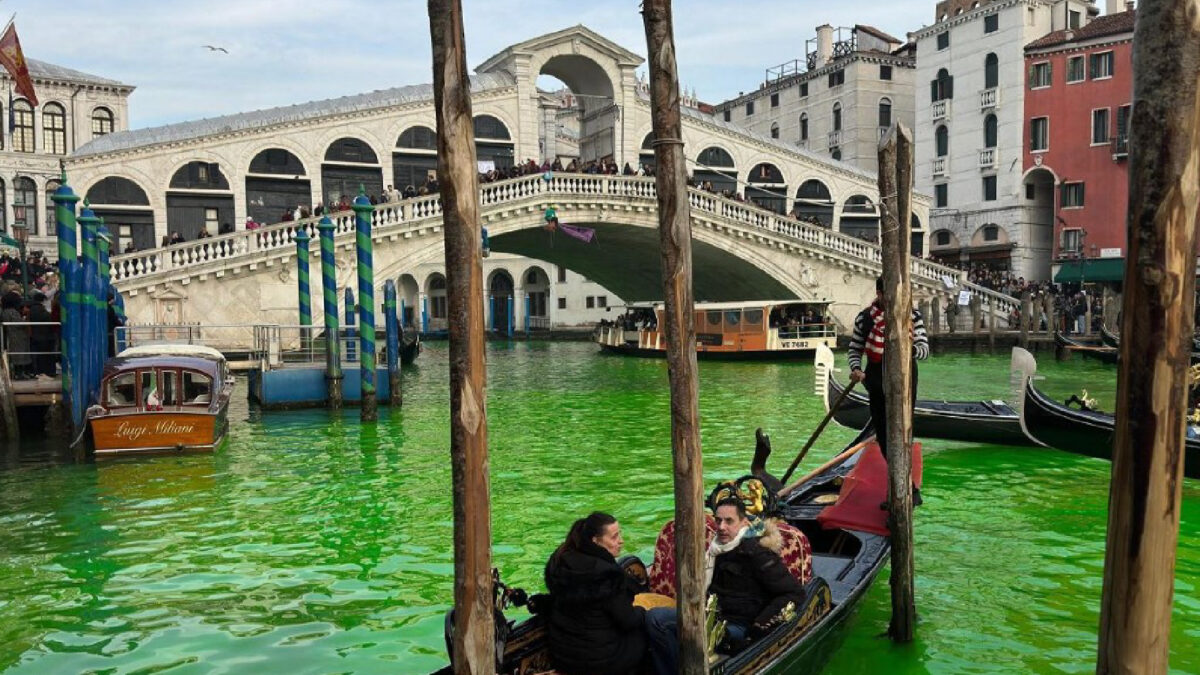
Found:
[202,45,229,54]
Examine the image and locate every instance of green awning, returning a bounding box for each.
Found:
[1054,258,1126,283]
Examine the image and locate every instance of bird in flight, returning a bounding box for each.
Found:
[202,45,229,53]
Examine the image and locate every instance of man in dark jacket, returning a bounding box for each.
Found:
[544,514,646,675]
[645,498,806,674]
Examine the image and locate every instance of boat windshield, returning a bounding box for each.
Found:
[182,370,213,406]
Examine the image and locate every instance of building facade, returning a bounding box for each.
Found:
[0,59,133,255]
[714,25,917,183]
[914,0,1099,279]
[1023,9,1134,285]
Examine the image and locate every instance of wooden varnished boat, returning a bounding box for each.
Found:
[815,345,1034,446]
[87,344,234,456]
[1099,324,1200,363]
[595,300,837,360]
[1054,331,1119,364]
[1013,347,1200,479]
[431,425,896,674]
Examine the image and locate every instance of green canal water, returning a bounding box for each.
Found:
[1,342,1198,674]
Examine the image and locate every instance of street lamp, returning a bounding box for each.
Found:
[10,221,28,299]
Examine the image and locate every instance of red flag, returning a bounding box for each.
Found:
[0,23,37,107]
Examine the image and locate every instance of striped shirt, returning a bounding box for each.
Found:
[847,302,929,372]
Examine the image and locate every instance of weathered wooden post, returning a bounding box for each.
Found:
[988,297,997,354]
[317,215,342,409]
[930,297,941,336]
[427,1,494,671]
[1097,0,1197,670]
[877,123,916,642]
[1084,289,1094,337]
[641,1,707,670]
[353,188,378,422]
[1042,292,1055,338]
[1019,290,1031,349]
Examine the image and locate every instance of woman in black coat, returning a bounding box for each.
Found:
[544,512,646,675]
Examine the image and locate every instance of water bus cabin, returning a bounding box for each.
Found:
[87,345,234,456]
[595,300,836,360]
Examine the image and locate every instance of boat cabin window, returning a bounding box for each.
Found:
[742,309,763,333]
[160,370,180,407]
[106,373,136,408]
[182,370,213,405]
[140,370,158,408]
[705,310,722,328]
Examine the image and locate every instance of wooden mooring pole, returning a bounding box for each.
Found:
[877,123,916,642]
[1096,0,1198,671]
[641,1,706,671]
[427,1,493,672]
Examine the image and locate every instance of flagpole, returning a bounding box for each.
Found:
[0,14,16,38]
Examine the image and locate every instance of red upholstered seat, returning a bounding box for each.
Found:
[647,516,716,598]
[647,516,812,596]
[774,521,813,585]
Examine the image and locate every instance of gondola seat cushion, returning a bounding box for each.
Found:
[648,516,716,597]
[647,517,812,596]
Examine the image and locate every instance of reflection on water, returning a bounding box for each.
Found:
[0,343,1196,674]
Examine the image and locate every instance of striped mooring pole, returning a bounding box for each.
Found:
[96,222,112,358]
[317,215,342,409]
[51,175,81,432]
[294,227,313,350]
[353,187,377,421]
[77,203,102,417]
[384,280,402,407]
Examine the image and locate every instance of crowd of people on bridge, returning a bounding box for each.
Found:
[0,272,59,381]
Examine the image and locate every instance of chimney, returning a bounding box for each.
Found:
[816,24,834,69]
[1105,0,1122,14]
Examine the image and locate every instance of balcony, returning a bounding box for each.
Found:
[1112,135,1128,159]
[980,88,998,110]
[827,130,842,149]
[933,157,948,177]
[932,100,949,121]
[978,148,997,169]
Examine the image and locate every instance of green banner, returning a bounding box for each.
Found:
[0,233,18,247]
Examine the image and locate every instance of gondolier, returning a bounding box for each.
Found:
[847,276,929,462]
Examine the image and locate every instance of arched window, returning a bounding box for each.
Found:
[697,146,735,168]
[12,99,34,153]
[931,68,954,102]
[396,126,437,150]
[44,180,60,231]
[832,102,842,132]
[770,122,779,139]
[935,125,949,157]
[13,177,37,234]
[473,114,511,140]
[324,137,378,164]
[984,53,999,90]
[42,103,67,155]
[799,113,808,141]
[878,98,892,129]
[92,107,114,137]
[984,114,998,148]
[641,132,655,150]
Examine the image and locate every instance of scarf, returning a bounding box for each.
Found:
[865,303,886,363]
[704,518,765,589]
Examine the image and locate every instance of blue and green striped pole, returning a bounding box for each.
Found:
[317,215,342,409]
[77,202,102,411]
[97,222,113,358]
[294,228,312,350]
[353,187,377,421]
[384,280,402,407]
[51,174,80,430]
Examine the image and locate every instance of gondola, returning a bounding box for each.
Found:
[431,425,895,674]
[1013,347,1200,479]
[815,345,1034,447]
[400,333,421,365]
[1098,325,1200,364]
[1054,331,1119,364]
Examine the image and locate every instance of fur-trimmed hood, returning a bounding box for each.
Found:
[755,518,784,554]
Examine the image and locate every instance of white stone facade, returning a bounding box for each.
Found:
[0,60,132,255]
[913,0,1096,279]
[714,25,916,177]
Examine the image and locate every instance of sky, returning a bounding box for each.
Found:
[9,0,937,130]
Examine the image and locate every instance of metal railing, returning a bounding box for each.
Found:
[116,324,258,353]
[777,323,836,340]
[250,324,406,368]
[1,321,62,379]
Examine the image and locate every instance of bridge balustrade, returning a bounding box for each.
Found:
[107,173,1018,320]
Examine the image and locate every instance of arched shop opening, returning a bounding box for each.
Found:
[693,146,737,194]
[474,115,514,171]
[322,137,383,207]
[425,273,448,330]
[245,148,310,226]
[86,176,155,252]
[166,161,234,241]
[839,194,879,240]
[393,126,438,193]
[746,162,787,214]
[488,269,515,333]
[521,266,551,330]
[397,273,420,327]
[639,132,656,173]
[794,179,835,226]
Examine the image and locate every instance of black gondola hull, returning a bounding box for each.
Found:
[1021,378,1200,479]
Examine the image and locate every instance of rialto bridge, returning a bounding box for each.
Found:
[63,25,1017,333]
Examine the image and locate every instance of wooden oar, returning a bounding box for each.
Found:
[778,438,872,498]
[780,379,857,486]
